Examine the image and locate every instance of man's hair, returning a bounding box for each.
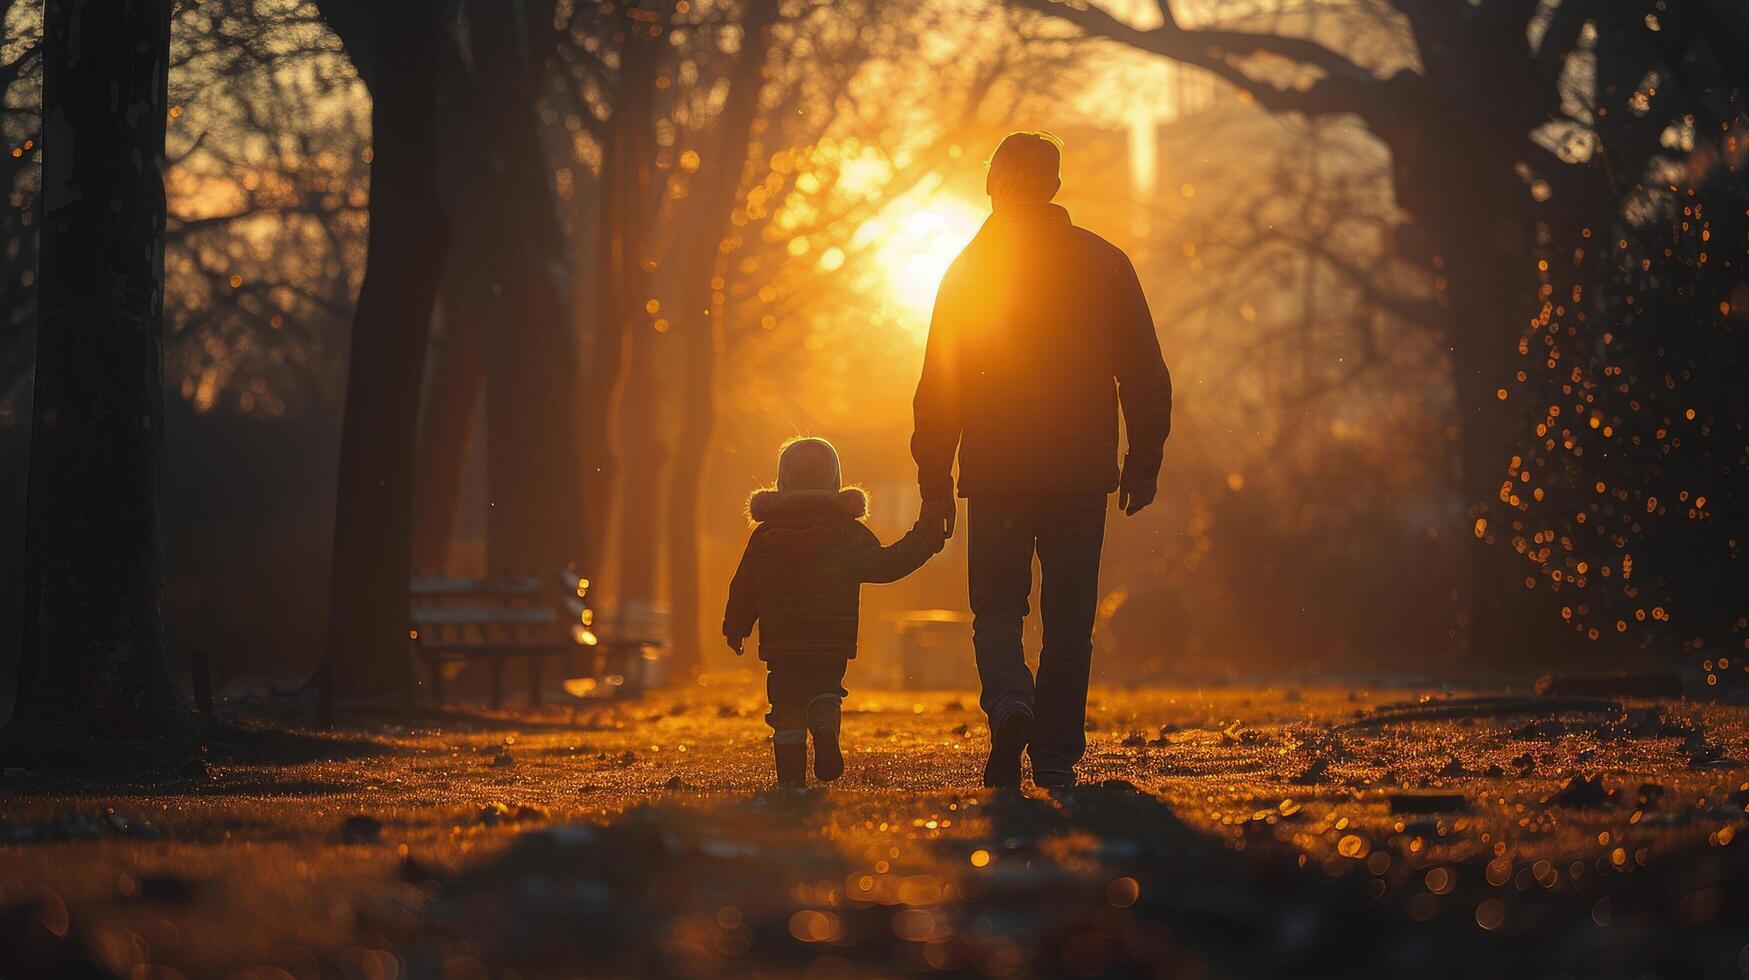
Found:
[986,131,1063,203]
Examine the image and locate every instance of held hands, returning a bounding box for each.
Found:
[914,519,948,553]
[919,496,957,540]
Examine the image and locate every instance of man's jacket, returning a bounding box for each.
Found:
[911,201,1173,500]
[723,488,939,660]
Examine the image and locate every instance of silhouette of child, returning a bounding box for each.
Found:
[724,436,944,786]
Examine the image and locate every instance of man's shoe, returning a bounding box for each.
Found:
[1034,768,1076,789]
[774,729,808,787]
[807,695,844,782]
[982,708,1033,788]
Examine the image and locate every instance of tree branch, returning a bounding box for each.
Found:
[1019,0,1376,96]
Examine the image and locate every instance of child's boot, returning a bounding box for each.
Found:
[774,729,808,787]
[807,695,844,782]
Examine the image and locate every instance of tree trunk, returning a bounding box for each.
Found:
[410,282,484,573]
[579,316,630,579]
[8,0,184,738]
[1443,243,1583,669]
[579,16,661,576]
[456,0,583,579]
[319,0,449,705]
[1404,137,1584,670]
[662,0,780,678]
[666,309,717,674]
[616,330,669,602]
[483,278,579,577]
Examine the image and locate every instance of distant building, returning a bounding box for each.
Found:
[1052,124,1137,250]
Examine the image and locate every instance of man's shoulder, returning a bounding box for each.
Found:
[1060,221,1134,270]
[969,216,1128,259]
[953,213,1136,288]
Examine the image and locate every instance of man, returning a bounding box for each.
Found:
[912,131,1173,789]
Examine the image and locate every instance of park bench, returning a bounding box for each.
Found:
[408,570,661,707]
[891,609,975,689]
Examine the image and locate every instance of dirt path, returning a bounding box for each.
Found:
[3,683,1747,977]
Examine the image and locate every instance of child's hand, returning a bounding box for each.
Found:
[726,635,745,656]
[919,496,957,538]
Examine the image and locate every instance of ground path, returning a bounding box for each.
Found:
[3,682,1747,977]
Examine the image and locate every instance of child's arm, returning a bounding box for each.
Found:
[722,534,759,653]
[854,521,945,584]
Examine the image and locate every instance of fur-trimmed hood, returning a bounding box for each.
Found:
[747,487,868,524]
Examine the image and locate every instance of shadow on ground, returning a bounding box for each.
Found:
[1,685,1746,977]
[393,779,1749,978]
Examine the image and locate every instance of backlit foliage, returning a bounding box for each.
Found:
[1510,132,1748,692]
[2,0,365,421]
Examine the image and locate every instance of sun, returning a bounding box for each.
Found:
[864,196,985,323]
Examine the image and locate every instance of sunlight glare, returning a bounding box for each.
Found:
[866,197,984,325]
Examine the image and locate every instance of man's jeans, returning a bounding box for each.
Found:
[967,494,1106,772]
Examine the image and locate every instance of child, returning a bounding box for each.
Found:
[724,436,944,786]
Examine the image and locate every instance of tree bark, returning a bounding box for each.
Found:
[482,281,580,578]
[1439,233,1583,667]
[616,329,669,602]
[319,0,449,703]
[579,14,662,576]
[666,309,718,674]
[410,281,484,573]
[1397,127,1583,668]
[8,0,184,738]
[439,0,583,580]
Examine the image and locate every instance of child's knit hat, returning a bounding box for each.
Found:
[776,436,842,493]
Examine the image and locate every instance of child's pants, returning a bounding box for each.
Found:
[765,656,848,731]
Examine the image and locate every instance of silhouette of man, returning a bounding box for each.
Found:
[912,131,1173,788]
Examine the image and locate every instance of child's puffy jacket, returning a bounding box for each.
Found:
[723,488,940,660]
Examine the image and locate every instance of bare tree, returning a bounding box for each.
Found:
[316,0,449,705]
[658,0,783,675]
[1015,0,1744,664]
[162,0,371,421]
[567,2,668,579]
[7,0,186,738]
[463,0,584,579]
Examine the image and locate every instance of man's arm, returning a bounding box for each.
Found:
[1112,252,1172,513]
[911,260,965,509]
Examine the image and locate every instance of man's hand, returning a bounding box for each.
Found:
[1117,459,1158,516]
[919,496,957,538]
[726,635,745,656]
[913,517,948,552]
